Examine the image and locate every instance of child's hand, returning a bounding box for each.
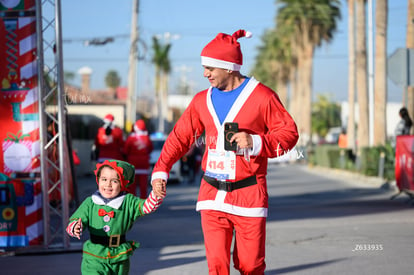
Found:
[73,218,83,239]
[66,218,83,239]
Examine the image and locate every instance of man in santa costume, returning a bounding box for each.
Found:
[151,29,298,274]
[124,119,153,197]
[94,114,125,163]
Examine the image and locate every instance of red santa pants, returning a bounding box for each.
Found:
[201,210,266,275]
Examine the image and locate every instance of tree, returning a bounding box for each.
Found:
[347,0,356,151]
[104,70,120,99]
[311,94,342,138]
[64,71,75,84]
[276,0,341,146]
[251,28,296,108]
[151,36,171,133]
[355,0,369,147]
[406,0,414,133]
[373,0,388,145]
[251,30,279,96]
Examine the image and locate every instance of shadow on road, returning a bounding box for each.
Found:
[266,164,412,222]
[265,258,347,275]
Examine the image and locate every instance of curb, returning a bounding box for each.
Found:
[303,165,397,190]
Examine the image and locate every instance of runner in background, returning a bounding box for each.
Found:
[124,119,153,198]
[93,114,125,163]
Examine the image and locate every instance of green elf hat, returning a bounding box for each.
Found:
[94,159,135,191]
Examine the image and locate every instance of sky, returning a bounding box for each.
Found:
[58,0,408,103]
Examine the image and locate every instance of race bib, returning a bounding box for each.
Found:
[205,148,236,180]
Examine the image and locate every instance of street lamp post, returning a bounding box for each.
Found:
[126,0,139,133]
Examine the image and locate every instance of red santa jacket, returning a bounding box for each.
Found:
[152,78,298,217]
[95,126,125,161]
[124,132,153,173]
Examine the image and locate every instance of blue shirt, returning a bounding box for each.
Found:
[211,77,250,124]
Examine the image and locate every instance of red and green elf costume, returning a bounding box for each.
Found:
[66,160,162,274]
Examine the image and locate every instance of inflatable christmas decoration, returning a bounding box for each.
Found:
[0,0,43,247]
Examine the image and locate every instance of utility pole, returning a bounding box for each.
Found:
[368,0,374,146]
[126,0,139,133]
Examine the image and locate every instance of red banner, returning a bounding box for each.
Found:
[395,135,414,192]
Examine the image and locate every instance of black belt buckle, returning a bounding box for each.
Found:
[109,234,121,247]
[218,180,231,192]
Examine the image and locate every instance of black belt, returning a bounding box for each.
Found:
[203,175,257,192]
[90,234,126,247]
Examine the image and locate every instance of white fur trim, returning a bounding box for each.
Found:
[134,125,148,135]
[206,77,259,151]
[245,31,252,38]
[151,171,168,182]
[196,200,267,217]
[250,134,262,156]
[201,56,241,71]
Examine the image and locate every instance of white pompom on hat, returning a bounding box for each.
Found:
[201,29,252,71]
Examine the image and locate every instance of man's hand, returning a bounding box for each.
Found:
[230,132,253,149]
[151,178,167,198]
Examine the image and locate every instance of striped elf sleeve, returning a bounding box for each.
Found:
[66,220,78,237]
[143,191,163,214]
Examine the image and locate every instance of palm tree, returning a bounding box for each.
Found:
[355,0,369,147]
[251,29,295,108]
[373,0,388,146]
[312,94,342,138]
[151,36,171,133]
[105,70,120,99]
[276,0,341,146]
[251,30,279,96]
[347,0,356,151]
[406,0,414,132]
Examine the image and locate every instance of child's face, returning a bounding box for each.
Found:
[98,167,122,199]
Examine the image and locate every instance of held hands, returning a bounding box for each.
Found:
[151,178,167,199]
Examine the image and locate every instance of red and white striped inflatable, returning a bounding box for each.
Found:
[0,0,43,247]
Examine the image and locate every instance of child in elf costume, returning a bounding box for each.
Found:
[66,159,163,274]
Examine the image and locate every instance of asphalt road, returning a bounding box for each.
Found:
[1,163,413,275]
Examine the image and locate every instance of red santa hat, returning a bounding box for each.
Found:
[201,29,252,71]
[134,119,147,131]
[103,114,114,124]
[134,119,148,135]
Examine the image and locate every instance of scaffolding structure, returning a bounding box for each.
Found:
[36,0,71,250]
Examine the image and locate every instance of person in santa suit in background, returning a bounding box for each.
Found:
[94,114,125,163]
[151,29,299,274]
[124,119,153,198]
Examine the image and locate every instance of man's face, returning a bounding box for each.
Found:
[203,66,231,91]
